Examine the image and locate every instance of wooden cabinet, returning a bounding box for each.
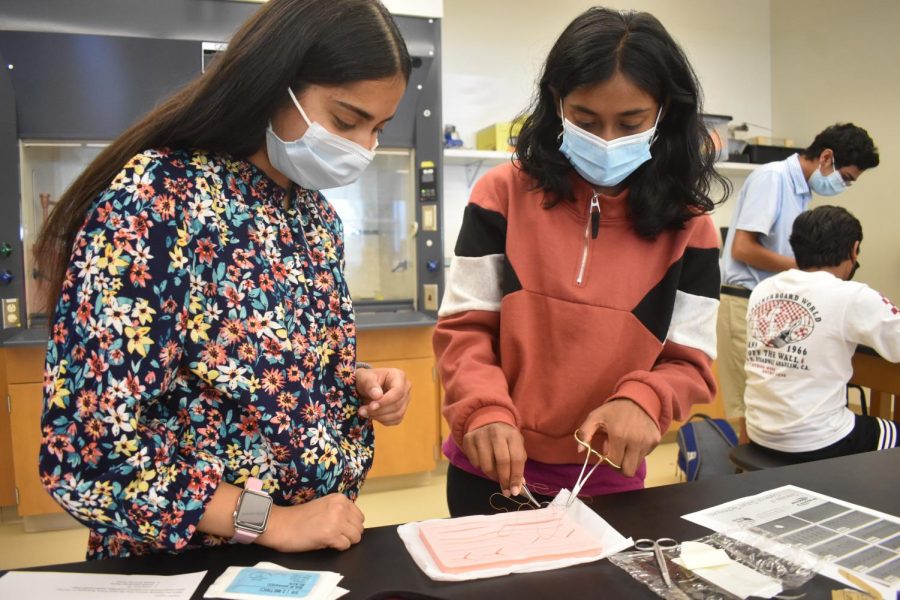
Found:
[8,382,63,516]
[1,346,65,517]
[0,348,14,507]
[357,326,441,478]
[364,357,439,477]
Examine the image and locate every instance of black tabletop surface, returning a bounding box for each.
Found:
[11,448,900,599]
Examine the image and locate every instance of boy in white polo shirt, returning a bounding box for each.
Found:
[744,206,898,461]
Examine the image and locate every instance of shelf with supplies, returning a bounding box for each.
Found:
[443,148,513,186]
[715,161,759,176]
[443,148,514,164]
[443,148,759,179]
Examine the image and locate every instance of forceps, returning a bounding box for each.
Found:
[633,537,679,589]
[574,430,622,470]
[518,482,543,509]
[566,431,623,508]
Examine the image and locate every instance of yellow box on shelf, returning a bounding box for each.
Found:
[475,120,525,152]
[747,135,795,147]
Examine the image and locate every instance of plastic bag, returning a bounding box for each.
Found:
[609,532,819,599]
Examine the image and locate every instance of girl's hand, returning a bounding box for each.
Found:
[355,367,412,426]
[260,493,364,552]
[577,399,660,477]
[461,422,527,497]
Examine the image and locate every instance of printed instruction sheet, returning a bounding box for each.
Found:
[0,570,206,600]
[683,485,900,598]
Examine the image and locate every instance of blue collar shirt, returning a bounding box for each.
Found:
[721,153,812,290]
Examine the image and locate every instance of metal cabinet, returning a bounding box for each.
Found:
[0,32,200,141]
[0,12,444,328]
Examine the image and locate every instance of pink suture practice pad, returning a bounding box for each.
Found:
[418,509,603,574]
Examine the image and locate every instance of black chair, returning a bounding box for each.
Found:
[729,443,796,472]
[847,383,868,416]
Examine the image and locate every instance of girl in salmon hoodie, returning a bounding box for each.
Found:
[435,7,730,516]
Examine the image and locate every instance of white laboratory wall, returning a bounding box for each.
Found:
[440,0,772,260]
[771,0,900,301]
[383,0,443,18]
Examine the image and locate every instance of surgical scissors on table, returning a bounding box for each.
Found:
[633,537,679,589]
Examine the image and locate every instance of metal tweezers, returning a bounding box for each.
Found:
[519,482,543,509]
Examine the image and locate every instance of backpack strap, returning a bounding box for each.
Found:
[687,413,737,448]
[676,421,701,480]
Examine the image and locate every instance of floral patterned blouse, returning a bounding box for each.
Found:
[39,148,373,559]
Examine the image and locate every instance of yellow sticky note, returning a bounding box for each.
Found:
[832,590,875,600]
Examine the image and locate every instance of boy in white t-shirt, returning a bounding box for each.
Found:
[744,205,899,461]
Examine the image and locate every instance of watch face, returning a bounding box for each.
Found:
[236,490,272,532]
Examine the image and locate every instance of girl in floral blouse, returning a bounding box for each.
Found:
[36,0,412,559]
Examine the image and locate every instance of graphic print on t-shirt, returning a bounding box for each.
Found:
[880,294,900,316]
[747,294,822,375]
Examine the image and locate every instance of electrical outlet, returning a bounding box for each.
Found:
[421,205,437,232]
[423,284,439,312]
[2,298,21,329]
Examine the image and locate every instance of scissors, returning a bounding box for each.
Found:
[633,537,679,589]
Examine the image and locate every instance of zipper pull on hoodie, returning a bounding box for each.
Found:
[590,193,601,239]
[577,191,603,287]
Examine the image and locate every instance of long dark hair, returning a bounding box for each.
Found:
[515,7,729,238]
[35,0,411,315]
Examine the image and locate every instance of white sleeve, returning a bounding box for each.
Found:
[844,286,900,362]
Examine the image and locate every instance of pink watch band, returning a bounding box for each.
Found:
[231,525,258,544]
[232,477,266,544]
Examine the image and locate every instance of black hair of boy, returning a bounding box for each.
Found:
[800,123,880,170]
[514,7,729,239]
[790,206,863,270]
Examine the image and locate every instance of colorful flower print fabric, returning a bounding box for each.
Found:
[39,148,372,559]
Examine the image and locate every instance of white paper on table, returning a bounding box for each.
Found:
[0,570,206,600]
[397,488,633,581]
[681,485,900,600]
[676,541,733,569]
[673,542,782,599]
[203,562,346,600]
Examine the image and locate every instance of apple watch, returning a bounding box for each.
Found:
[231,477,272,544]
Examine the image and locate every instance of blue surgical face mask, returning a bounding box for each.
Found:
[808,156,846,197]
[265,88,377,190]
[558,99,661,187]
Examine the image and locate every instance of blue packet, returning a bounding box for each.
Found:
[225,568,320,598]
